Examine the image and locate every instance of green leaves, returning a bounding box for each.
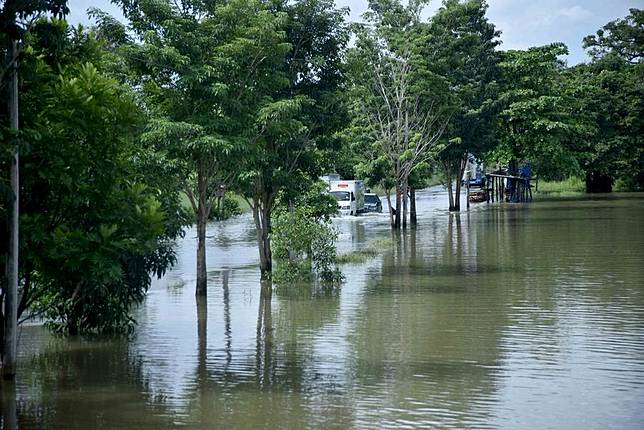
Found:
[583,8,643,64]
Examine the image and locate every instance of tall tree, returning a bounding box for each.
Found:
[423,0,501,211]
[348,0,447,229]
[573,8,644,191]
[0,0,68,379]
[1,21,186,342]
[236,0,349,280]
[110,0,290,294]
[494,43,582,180]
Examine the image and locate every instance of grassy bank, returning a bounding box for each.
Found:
[535,176,585,196]
[179,192,252,217]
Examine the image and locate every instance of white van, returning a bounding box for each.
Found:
[329,180,365,216]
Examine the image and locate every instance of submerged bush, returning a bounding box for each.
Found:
[271,202,343,286]
[209,194,242,221]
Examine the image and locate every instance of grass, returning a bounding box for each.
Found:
[179,192,252,214]
[336,239,392,264]
[367,176,442,197]
[535,176,585,196]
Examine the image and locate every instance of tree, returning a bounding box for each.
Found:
[1,0,69,379]
[423,0,501,211]
[494,43,582,180]
[348,0,447,229]
[573,9,644,191]
[236,0,349,281]
[583,8,643,65]
[0,21,186,340]
[109,0,290,294]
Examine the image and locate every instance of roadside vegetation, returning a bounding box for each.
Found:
[336,239,393,264]
[536,177,586,196]
[1,0,642,377]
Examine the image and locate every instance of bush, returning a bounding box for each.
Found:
[209,194,242,221]
[271,203,343,286]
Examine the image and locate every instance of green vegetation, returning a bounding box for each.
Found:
[272,186,342,285]
[1,0,643,377]
[535,177,586,195]
[336,239,393,264]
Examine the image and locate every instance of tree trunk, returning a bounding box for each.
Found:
[454,177,462,212]
[386,191,395,228]
[3,39,19,380]
[394,185,402,229]
[452,156,468,212]
[252,200,273,280]
[1,381,17,429]
[585,172,612,193]
[260,206,272,278]
[447,179,455,212]
[401,180,408,230]
[410,187,417,227]
[195,170,210,297]
[195,202,208,296]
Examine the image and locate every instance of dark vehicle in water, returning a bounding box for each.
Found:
[364,193,382,213]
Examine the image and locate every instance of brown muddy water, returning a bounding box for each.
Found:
[2,189,644,429]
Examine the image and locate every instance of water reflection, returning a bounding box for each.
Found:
[256,286,273,388]
[1,382,17,430]
[7,190,644,429]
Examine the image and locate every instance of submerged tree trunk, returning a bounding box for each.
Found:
[188,166,212,297]
[446,179,455,211]
[195,211,208,296]
[585,172,613,193]
[3,39,19,380]
[410,187,417,227]
[195,182,210,297]
[401,180,408,230]
[252,195,274,280]
[394,185,402,229]
[386,190,395,228]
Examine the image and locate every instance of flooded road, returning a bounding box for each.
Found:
[4,189,644,429]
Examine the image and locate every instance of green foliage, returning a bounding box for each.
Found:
[583,8,643,64]
[424,0,502,160]
[1,21,187,335]
[535,177,585,195]
[271,206,342,286]
[346,0,449,222]
[272,186,342,286]
[572,10,644,190]
[209,194,242,221]
[494,43,583,179]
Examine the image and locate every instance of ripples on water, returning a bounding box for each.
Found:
[4,191,644,429]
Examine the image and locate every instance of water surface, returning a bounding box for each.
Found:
[3,190,644,429]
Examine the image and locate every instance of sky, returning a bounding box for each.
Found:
[67,0,643,65]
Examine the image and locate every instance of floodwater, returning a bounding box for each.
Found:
[3,189,644,429]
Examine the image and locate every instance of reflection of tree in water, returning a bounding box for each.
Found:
[7,333,176,429]
[345,213,511,427]
[1,382,17,430]
[178,275,351,429]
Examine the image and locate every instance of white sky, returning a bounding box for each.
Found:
[67,0,643,65]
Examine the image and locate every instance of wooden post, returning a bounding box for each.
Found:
[3,39,20,380]
[466,170,470,210]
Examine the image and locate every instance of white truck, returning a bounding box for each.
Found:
[329,180,365,216]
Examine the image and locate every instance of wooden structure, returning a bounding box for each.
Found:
[486,172,533,203]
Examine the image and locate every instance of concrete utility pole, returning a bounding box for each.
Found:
[3,39,19,380]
